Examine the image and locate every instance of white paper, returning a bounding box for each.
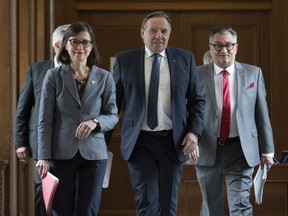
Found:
[102,151,113,188]
[184,159,196,165]
[253,164,267,204]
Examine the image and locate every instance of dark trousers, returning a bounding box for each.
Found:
[128,133,183,216]
[34,160,47,216]
[49,151,107,216]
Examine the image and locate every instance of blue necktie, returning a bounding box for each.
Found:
[147,53,160,130]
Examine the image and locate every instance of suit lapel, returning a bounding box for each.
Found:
[206,64,218,112]
[165,48,176,95]
[60,64,81,105]
[235,61,246,100]
[44,60,54,71]
[137,48,146,104]
[82,65,99,100]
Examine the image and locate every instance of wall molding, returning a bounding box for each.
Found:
[0,160,8,216]
[76,1,272,11]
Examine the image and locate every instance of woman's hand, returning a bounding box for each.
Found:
[36,160,50,178]
[75,120,97,139]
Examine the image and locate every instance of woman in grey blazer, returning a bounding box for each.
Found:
[36,22,118,216]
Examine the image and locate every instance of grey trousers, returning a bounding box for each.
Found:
[195,139,254,216]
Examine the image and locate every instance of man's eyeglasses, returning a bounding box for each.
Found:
[68,39,93,48]
[209,43,237,51]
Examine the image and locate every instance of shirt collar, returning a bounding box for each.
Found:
[214,63,235,76]
[54,56,61,67]
[144,46,166,59]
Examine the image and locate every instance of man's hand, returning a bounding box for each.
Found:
[182,132,198,155]
[189,145,200,164]
[261,156,274,171]
[16,147,30,160]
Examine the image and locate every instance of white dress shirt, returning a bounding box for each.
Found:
[141,47,172,131]
[214,63,273,157]
[214,63,239,138]
[54,55,60,67]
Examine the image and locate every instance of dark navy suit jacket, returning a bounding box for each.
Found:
[113,47,205,162]
[15,60,54,159]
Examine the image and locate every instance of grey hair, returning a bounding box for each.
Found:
[209,25,237,44]
[52,24,71,47]
[141,11,171,30]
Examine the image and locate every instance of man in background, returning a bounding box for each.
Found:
[202,50,213,65]
[15,24,70,216]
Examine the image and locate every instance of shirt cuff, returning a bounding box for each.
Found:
[262,153,274,157]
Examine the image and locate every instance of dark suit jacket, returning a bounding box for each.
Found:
[197,61,275,167]
[37,64,119,160]
[15,60,54,159]
[113,47,205,162]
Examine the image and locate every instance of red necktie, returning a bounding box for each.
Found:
[220,70,231,140]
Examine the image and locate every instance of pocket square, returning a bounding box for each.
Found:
[246,82,255,90]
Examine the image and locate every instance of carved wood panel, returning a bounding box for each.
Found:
[0,161,8,216]
[1,0,287,215]
[178,11,271,99]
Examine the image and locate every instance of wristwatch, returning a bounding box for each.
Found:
[92,118,99,124]
[92,118,101,131]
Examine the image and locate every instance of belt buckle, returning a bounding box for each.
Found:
[218,137,239,145]
[154,130,170,137]
[218,139,226,146]
[154,131,162,136]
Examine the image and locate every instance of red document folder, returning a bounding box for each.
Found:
[42,171,59,215]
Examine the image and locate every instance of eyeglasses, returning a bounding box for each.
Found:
[68,39,93,48]
[209,43,237,51]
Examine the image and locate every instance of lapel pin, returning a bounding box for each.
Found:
[239,71,244,77]
[91,80,95,84]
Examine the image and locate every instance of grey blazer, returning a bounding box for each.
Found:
[197,61,274,167]
[38,64,118,161]
[15,60,54,159]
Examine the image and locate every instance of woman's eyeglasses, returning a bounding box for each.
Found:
[68,39,93,48]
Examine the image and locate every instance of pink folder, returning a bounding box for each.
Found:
[42,171,59,215]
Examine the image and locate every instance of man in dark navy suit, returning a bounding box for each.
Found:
[108,11,205,216]
[15,24,70,216]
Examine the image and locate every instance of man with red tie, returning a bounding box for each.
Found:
[191,25,275,215]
